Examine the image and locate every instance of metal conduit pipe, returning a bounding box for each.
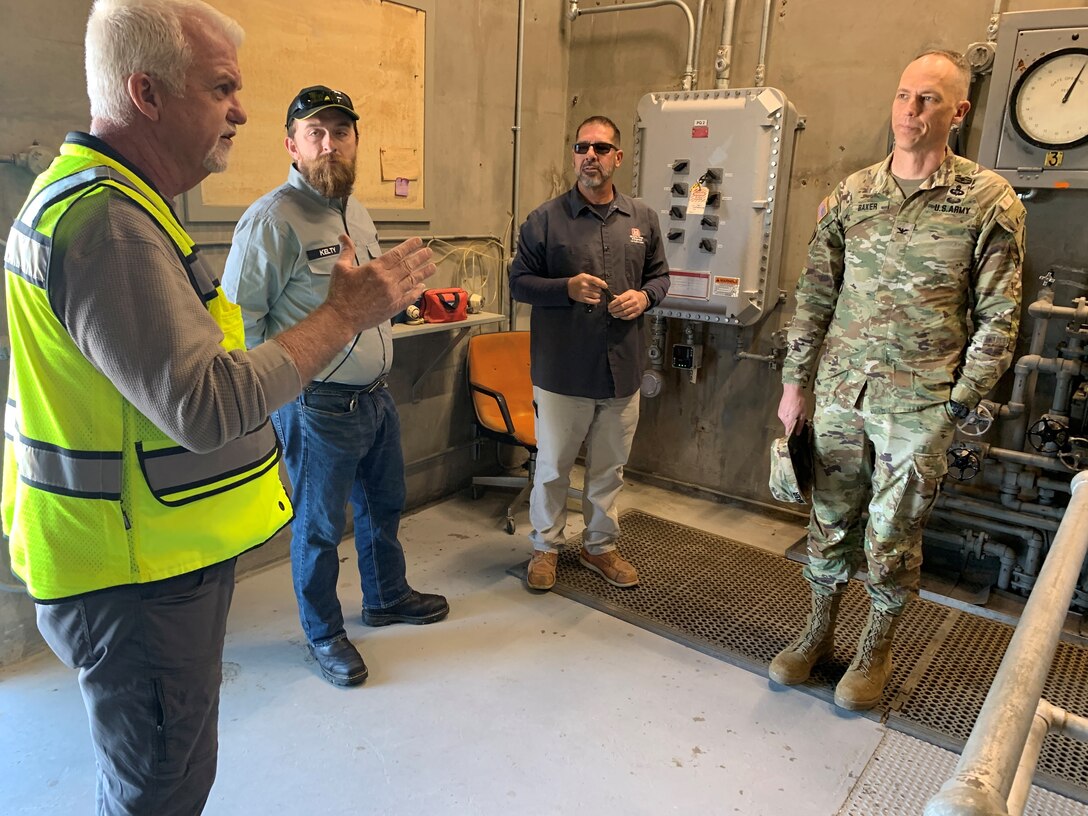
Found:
[985,446,1074,474]
[1053,335,1087,414]
[1037,476,1073,494]
[992,287,1052,437]
[754,0,773,87]
[1006,705,1051,816]
[924,528,1016,590]
[925,471,1088,816]
[567,0,697,90]
[1014,354,1088,411]
[996,491,1066,520]
[1027,295,1088,323]
[692,0,706,88]
[511,0,526,262]
[930,508,1044,582]
[1007,701,1088,815]
[714,0,738,89]
[936,494,1060,532]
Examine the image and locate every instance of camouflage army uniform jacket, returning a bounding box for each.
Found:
[782,149,1026,414]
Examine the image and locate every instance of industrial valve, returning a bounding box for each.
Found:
[946,443,982,480]
[957,402,994,436]
[1027,416,1070,453]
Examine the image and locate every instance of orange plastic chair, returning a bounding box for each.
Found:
[467,331,536,534]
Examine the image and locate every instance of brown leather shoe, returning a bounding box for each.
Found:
[526,550,558,590]
[579,547,639,588]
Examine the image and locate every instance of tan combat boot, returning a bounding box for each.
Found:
[834,606,900,711]
[768,591,842,685]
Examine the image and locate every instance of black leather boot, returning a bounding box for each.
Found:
[308,637,368,686]
[362,590,449,626]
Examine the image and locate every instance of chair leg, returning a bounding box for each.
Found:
[503,453,535,535]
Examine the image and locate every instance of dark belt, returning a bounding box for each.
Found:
[306,375,388,395]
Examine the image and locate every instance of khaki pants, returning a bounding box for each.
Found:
[529,386,640,555]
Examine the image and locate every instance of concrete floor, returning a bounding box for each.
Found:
[1,474,1083,815]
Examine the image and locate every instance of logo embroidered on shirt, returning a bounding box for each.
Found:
[629,228,645,245]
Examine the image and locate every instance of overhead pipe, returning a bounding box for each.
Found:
[567,0,697,90]
[753,0,773,87]
[925,471,1088,816]
[714,0,738,89]
[692,0,706,88]
[511,0,526,257]
[505,0,527,326]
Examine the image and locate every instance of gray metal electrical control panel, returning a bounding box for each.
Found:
[977,7,1088,189]
[632,88,800,326]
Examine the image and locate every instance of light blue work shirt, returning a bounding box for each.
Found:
[223,165,392,386]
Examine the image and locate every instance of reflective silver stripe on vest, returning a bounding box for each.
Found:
[138,422,279,500]
[4,222,49,288]
[4,399,17,441]
[11,419,122,500]
[18,166,131,229]
[7,167,148,291]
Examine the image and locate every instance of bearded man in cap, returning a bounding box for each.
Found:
[224,86,448,688]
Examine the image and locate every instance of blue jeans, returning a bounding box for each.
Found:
[273,384,412,645]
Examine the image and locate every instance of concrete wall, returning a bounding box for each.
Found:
[563,0,1088,505]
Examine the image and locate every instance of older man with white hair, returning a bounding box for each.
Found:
[1,0,434,811]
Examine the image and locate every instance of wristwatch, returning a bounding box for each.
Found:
[948,399,970,420]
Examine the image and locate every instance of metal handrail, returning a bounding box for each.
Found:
[925,470,1088,815]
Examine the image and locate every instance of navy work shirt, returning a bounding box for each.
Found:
[509,186,670,399]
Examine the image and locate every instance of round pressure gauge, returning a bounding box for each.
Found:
[1009,47,1088,149]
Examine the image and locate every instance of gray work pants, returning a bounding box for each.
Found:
[36,558,237,816]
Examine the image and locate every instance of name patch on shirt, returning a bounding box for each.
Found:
[929,203,972,215]
[306,244,341,261]
[856,203,878,212]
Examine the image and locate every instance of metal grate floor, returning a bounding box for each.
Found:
[510,509,1088,802]
[840,730,1088,816]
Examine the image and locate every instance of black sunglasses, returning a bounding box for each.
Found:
[573,141,618,155]
[288,88,354,120]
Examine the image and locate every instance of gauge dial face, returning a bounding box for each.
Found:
[1010,47,1088,150]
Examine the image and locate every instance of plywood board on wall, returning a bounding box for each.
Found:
[197,0,425,215]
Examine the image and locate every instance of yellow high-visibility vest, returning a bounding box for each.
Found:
[2,138,292,600]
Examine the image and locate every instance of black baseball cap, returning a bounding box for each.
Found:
[285,85,359,128]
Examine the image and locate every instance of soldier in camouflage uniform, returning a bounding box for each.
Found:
[770,50,1026,710]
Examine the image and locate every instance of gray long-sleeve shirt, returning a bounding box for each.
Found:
[47,135,300,454]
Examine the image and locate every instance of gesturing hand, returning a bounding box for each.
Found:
[326,235,436,333]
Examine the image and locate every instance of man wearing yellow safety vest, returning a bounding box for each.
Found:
[1,0,434,812]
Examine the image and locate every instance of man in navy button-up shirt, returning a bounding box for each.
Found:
[510,115,669,592]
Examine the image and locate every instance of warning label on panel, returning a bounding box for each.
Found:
[692,119,709,138]
[668,270,711,299]
[687,182,708,215]
[713,276,740,297]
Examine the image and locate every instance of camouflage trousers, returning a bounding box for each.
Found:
[803,396,955,614]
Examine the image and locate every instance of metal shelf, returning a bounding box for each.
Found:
[390,311,505,340]
[390,312,507,401]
